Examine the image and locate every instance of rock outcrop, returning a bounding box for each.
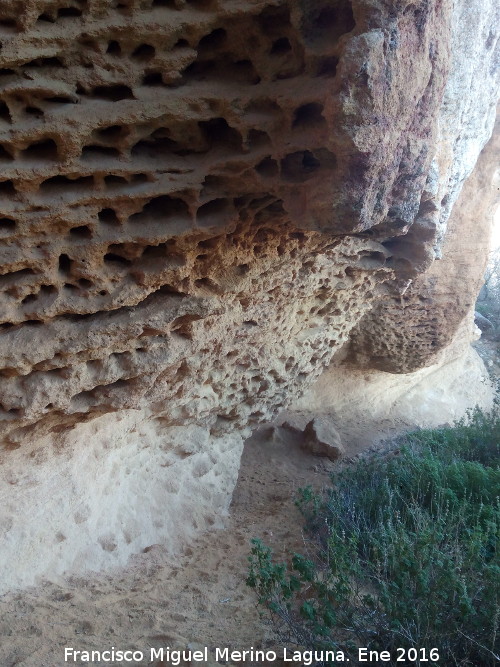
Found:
[0,0,498,590]
[295,114,500,450]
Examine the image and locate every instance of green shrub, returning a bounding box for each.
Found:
[247,408,500,666]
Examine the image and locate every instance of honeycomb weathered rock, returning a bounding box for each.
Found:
[0,0,455,440]
[0,0,497,590]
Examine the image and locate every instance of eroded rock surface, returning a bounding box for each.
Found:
[0,0,498,590]
[296,114,500,450]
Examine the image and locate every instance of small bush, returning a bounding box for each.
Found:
[247,408,500,666]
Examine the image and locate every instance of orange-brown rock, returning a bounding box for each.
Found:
[348,115,500,373]
[0,0,497,590]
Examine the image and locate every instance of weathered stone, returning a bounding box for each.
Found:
[0,0,497,590]
[296,117,500,449]
[303,416,343,460]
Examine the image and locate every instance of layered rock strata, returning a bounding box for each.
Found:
[0,0,498,590]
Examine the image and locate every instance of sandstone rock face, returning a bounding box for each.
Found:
[296,112,500,450]
[0,0,497,590]
[303,416,343,460]
[348,113,500,374]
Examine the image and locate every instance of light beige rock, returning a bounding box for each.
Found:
[303,416,343,461]
[0,0,497,591]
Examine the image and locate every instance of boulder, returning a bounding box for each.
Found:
[303,417,344,461]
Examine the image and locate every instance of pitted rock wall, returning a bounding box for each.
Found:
[0,0,454,444]
[0,0,497,590]
[347,0,499,373]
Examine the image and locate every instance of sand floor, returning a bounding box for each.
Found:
[0,427,347,667]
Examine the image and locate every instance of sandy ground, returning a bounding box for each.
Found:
[0,427,348,667]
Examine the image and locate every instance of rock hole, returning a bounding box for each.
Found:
[257,5,291,35]
[170,314,202,339]
[317,56,339,77]
[181,59,215,81]
[316,7,339,28]
[281,150,321,181]
[93,124,126,143]
[233,59,261,84]
[41,175,93,191]
[69,225,92,239]
[130,174,150,185]
[140,244,165,259]
[0,19,17,32]
[314,147,337,169]
[304,2,355,45]
[132,133,191,157]
[0,217,15,232]
[129,195,190,223]
[186,0,212,7]
[132,44,155,60]
[0,180,16,195]
[0,269,35,289]
[292,102,325,129]
[45,95,76,105]
[142,71,163,86]
[197,28,227,52]
[25,106,44,117]
[37,13,56,22]
[104,174,128,187]
[201,174,224,193]
[58,7,82,17]
[196,199,231,227]
[98,208,120,224]
[197,237,220,249]
[58,254,72,275]
[26,57,64,68]
[247,129,270,149]
[104,252,132,266]
[255,156,279,177]
[183,58,259,85]
[21,293,38,305]
[21,138,58,161]
[0,144,13,160]
[270,37,291,55]
[78,278,93,288]
[199,117,243,151]
[82,145,120,159]
[485,30,495,51]
[107,40,121,55]
[0,101,11,123]
[92,84,134,101]
[130,173,148,184]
